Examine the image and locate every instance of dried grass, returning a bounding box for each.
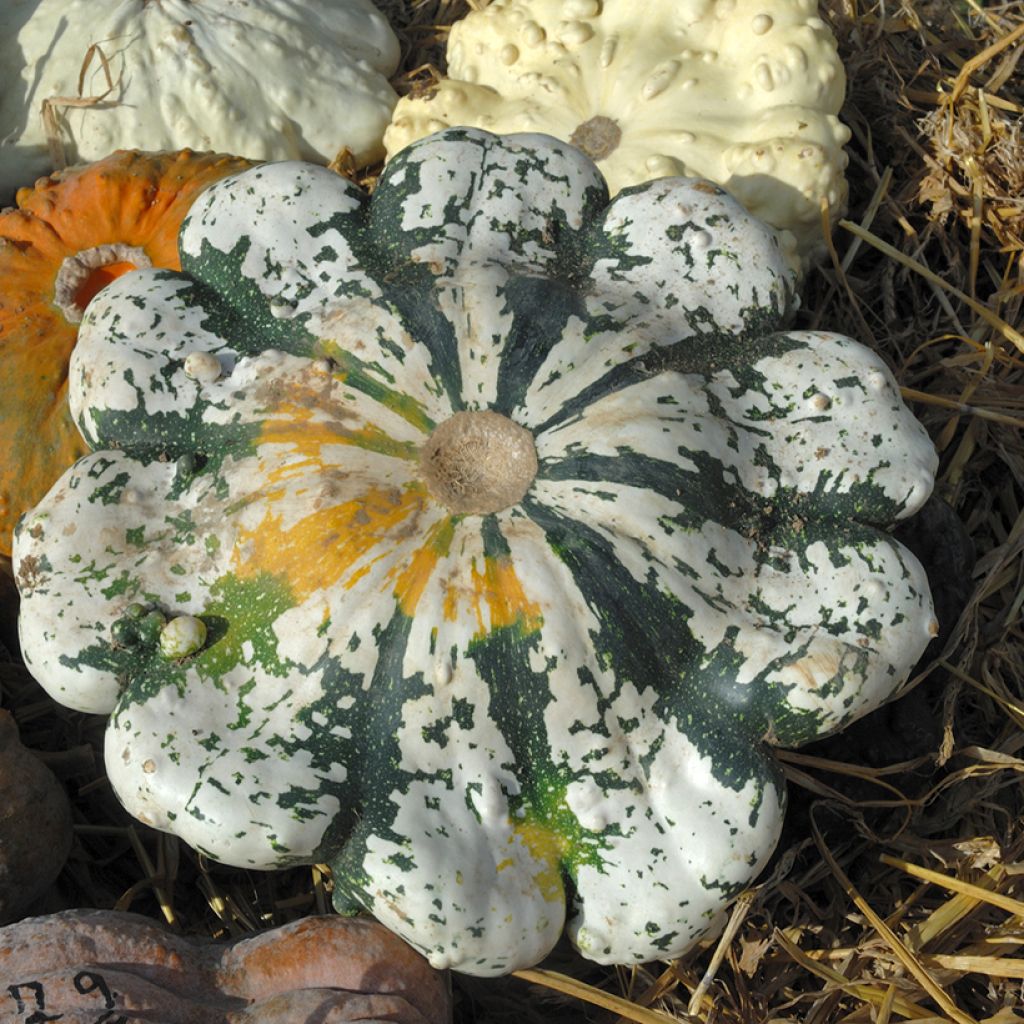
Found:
[2,0,1024,1021]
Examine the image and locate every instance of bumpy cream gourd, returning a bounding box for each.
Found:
[384,0,850,266]
[0,0,399,197]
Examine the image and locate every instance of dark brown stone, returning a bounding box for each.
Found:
[0,709,73,923]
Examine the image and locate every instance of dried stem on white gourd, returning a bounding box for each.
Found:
[569,115,622,161]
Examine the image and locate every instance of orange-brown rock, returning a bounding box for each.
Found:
[0,909,451,1023]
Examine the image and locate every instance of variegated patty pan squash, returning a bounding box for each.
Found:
[15,129,938,975]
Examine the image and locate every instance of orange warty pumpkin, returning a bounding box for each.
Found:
[0,149,253,557]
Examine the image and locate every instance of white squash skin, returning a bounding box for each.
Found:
[495,513,789,965]
[383,0,850,267]
[16,453,205,716]
[71,274,233,444]
[705,334,937,517]
[514,175,799,429]
[104,663,348,863]
[15,131,938,975]
[384,130,609,269]
[567,736,784,964]
[359,688,569,972]
[0,0,400,196]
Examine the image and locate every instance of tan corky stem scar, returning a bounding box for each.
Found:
[419,410,538,515]
[54,243,152,323]
[569,116,622,161]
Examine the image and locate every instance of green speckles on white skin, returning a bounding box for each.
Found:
[534,358,936,731]
[707,333,937,514]
[536,373,708,471]
[360,777,565,973]
[567,738,783,964]
[394,131,608,268]
[437,266,514,410]
[74,274,238,444]
[16,452,220,714]
[378,133,603,412]
[79,168,451,432]
[532,474,932,733]
[105,669,346,866]
[498,520,787,963]
[180,162,368,306]
[518,178,797,428]
[588,177,796,333]
[734,539,932,726]
[15,130,938,977]
[366,689,566,972]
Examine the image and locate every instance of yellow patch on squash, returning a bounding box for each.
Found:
[441,555,543,638]
[393,516,456,616]
[241,391,544,634]
[234,483,430,604]
[259,401,418,464]
[498,816,567,904]
[474,556,543,635]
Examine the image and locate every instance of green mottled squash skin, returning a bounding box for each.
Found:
[14,129,938,975]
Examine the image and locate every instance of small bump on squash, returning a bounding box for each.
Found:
[159,615,208,659]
